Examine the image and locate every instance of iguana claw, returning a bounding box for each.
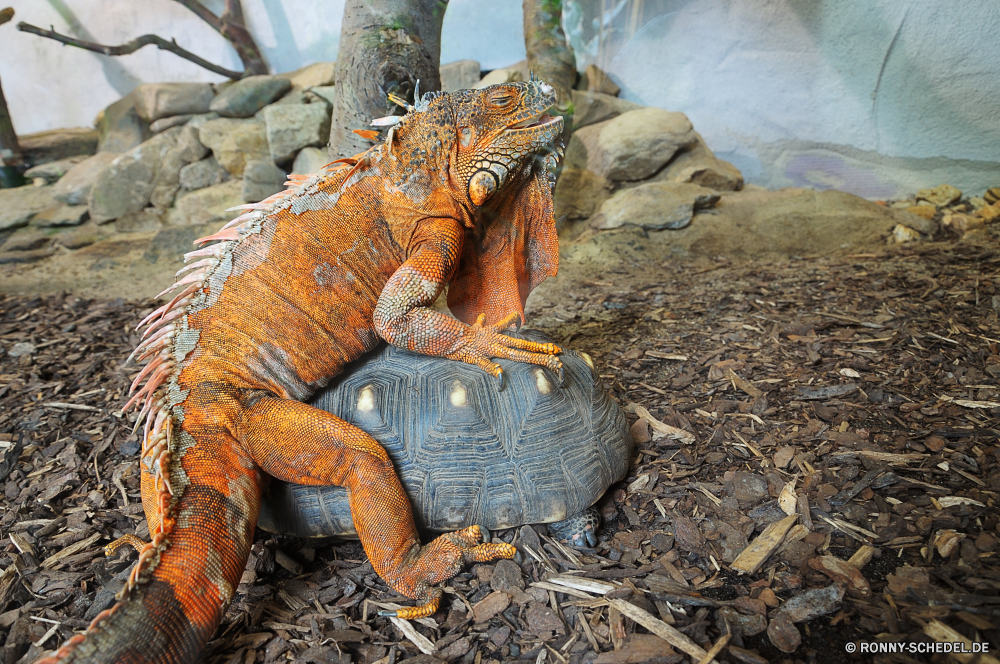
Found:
[496,368,506,391]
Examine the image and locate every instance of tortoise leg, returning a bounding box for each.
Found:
[548,507,601,548]
[238,395,515,617]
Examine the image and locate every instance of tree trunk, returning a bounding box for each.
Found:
[523,0,576,107]
[0,7,23,186]
[328,0,447,159]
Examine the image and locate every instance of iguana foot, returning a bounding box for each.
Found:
[451,313,562,384]
[380,525,516,619]
[104,533,146,559]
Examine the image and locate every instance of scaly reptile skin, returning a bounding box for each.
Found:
[37,80,564,664]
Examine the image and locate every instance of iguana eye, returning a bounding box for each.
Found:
[488,88,516,108]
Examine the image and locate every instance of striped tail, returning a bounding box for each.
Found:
[36,425,262,664]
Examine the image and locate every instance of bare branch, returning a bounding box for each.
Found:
[17,21,243,79]
[172,0,222,32]
[173,0,267,75]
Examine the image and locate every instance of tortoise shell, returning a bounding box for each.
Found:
[257,330,631,538]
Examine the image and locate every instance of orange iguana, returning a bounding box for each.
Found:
[38,79,564,664]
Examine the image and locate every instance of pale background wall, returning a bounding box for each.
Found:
[2,0,998,199]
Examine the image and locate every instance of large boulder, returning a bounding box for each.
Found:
[96,92,152,153]
[198,118,270,177]
[291,147,329,175]
[241,160,287,203]
[167,180,243,226]
[441,60,481,92]
[591,182,720,231]
[565,108,697,181]
[553,168,610,222]
[19,128,99,166]
[570,91,641,130]
[0,185,60,231]
[653,136,743,192]
[132,83,215,123]
[53,152,120,205]
[179,157,230,191]
[263,103,332,163]
[87,128,182,223]
[209,76,292,118]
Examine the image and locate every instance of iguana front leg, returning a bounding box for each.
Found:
[373,218,562,383]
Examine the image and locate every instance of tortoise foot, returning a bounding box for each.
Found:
[549,507,600,548]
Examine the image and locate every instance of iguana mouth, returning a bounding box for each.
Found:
[507,112,559,131]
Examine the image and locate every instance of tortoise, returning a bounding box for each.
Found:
[257,330,632,547]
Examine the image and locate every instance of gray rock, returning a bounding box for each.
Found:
[581,64,620,97]
[241,160,287,203]
[133,83,215,123]
[167,181,243,226]
[53,152,120,205]
[88,128,181,224]
[0,185,60,231]
[209,76,292,118]
[291,147,329,175]
[96,93,151,153]
[20,128,99,166]
[149,126,208,208]
[198,118,270,177]
[184,112,220,129]
[566,108,697,181]
[656,136,743,192]
[55,225,109,250]
[24,156,88,184]
[309,86,336,106]
[278,62,337,89]
[149,115,192,133]
[149,145,188,209]
[553,167,609,222]
[30,204,88,228]
[592,182,719,231]
[179,157,230,191]
[891,208,938,236]
[176,125,209,163]
[115,208,165,233]
[263,103,332,163]
[441,59,481,91]
[570,91,641,129]
[143,222,219,265]
[2,229,51,251]
[772,583,845,623]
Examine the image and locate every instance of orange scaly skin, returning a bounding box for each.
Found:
[36,80,564,664]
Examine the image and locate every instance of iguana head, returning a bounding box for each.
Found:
[448,80,563,207]
[445,80,564,328]
[379,80,563,329]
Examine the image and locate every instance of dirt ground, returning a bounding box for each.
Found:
[1,228,999,664]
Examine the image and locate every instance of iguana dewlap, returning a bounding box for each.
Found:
[37,80,564,664]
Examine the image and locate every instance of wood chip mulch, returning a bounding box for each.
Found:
[1,242,999,664]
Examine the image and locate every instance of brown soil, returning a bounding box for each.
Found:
[1,231,999,663]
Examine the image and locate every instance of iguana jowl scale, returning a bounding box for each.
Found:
[38,80,565,664]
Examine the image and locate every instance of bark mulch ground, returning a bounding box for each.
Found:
[1,241,999,664]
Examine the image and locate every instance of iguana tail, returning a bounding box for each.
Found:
[36,419,262,664]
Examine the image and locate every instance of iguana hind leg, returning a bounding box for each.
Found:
[238,395,515,617]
